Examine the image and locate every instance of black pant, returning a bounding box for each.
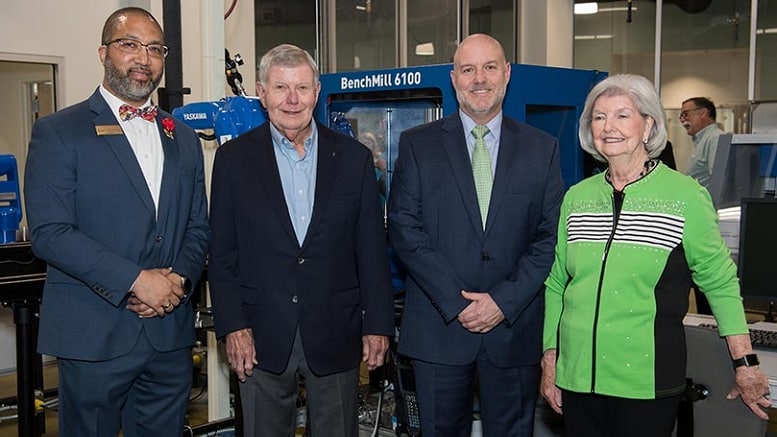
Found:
[561,390,682,437]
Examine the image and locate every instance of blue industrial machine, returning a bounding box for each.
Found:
[173,96,266,145]
[172,50,267,145]
[174,61,605,188]
[316,64,606,195]
[0,154,22,244]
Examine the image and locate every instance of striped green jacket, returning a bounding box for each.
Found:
[543,162,748,399]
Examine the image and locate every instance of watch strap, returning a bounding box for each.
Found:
[176,273,192,294]
[732,353,760,369]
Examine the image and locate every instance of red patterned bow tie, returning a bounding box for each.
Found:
[118,104,158,122]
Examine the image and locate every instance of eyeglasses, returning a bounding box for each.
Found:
[104,38,169,58]
[679,107,703,119]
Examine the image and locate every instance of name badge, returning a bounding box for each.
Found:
[95,125,124,136]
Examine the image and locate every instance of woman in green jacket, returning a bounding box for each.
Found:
[540,74,769,436]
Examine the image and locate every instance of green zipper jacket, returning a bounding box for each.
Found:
[543,162,748,399]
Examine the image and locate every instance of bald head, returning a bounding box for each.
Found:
[450,34,510,125]
[454,34,506,66]
[101,7,163,45]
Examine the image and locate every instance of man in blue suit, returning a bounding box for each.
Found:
[388,34,564,436]
[24,7,209,436]
[208,44,394,437]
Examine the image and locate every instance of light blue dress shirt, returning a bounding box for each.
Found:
[271,122,318,246]
[686,123,723,187]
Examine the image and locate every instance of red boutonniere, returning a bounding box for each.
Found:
[162,117,175,139]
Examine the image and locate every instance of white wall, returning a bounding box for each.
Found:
[1,1,134,107]
[0,0,255,109]
[520,0,574,67]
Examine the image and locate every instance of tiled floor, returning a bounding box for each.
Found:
[0,364,386,437]
[0,363,213,437]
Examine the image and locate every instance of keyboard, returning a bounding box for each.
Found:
[751,328,777,350]
[693,322,777,350]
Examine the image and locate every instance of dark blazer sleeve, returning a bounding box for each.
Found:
[167,119,211,290]
[208,136,247,338]
[388,129,472,323]
[352,139,395,336]
[488,129,564,325]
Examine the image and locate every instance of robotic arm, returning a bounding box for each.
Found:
[172,49,266,145]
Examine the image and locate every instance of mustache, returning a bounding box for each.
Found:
[129,66,153,74]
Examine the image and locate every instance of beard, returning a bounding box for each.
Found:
[456,85,506,117]
[104,57,162,103]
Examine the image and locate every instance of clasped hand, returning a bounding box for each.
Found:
[457,290,504,333]
[126,268,186,318]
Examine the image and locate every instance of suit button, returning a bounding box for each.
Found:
[292,294,299,303]
[156,236,163,243]
[297,257,306,265]
[481,253,491,262]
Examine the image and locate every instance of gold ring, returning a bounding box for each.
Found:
[163,303,173,310]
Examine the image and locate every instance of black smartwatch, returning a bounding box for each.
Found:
[179,274,192,294]
[732,353,760,369]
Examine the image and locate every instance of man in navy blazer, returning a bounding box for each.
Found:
[208,44,394,437]
[388,34,564,436]
[24,8,209,436]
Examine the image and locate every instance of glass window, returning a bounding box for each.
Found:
[255,1,317,66]
[756,0,777,100]
[573,1,656,79]
[0,60,56,231]
[661,0,750,172]
[469,0,515,60]
[335,0,397,70]
[407,0,458,66]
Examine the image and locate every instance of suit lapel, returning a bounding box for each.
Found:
[441,115,485,236]
[249,126,299,245]
[302,123,338,248]
[486,120,520,236]
[89,92,155,214]
[155,112,180,231]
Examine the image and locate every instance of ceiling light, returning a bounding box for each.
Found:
[415,43,435,56]
[574,3,599,15]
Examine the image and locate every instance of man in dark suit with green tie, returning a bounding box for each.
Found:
[388,34,564,436]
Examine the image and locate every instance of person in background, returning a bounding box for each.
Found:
[24,7,210,436]
[388,33,564,436]
[541,74,769,437]
[680,96,723,187]
[359,131,388,201]
[681,96,723,315]
[208,43,394,437]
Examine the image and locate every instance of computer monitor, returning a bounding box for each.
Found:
[708,134,777,209]
[738,197,777,310]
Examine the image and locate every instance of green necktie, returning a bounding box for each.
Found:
[471,125,492,230]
